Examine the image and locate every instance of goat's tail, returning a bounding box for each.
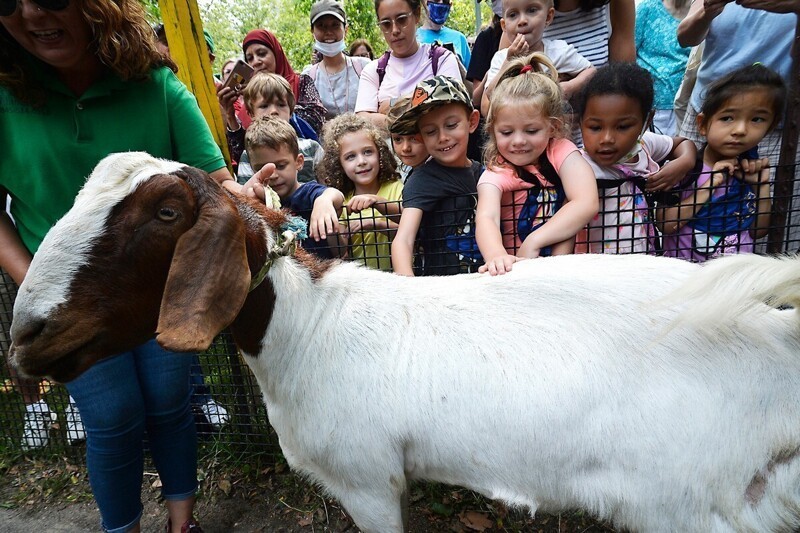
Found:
[664,254,800,328]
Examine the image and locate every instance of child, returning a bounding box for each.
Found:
[476,53,598,276]
[578,62,696,255]
[657,64,785,262]
[320,114,404,271]
[245,116,344,259]
[389,76,483,276]
[225,73,323,184]
[387,96,430,181]
[480,0,596,117]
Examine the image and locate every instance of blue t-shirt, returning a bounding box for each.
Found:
[285,181,334,259]
[635,0,691,110]
[416,26,471,69]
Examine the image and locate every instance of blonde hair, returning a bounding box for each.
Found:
[319,114,399,197]
[483,52,567,170]
[0,0,175,105]
[245,116,299,157]
[243,72,296,116]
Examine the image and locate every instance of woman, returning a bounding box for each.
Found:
[354,0,461,129]
[0,0,237,531]
[543,0,636,66]
[231,28,325,134]
[302,0,371,119]
[349,38,375,60]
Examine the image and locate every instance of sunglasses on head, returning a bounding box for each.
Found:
[0,0,70,17]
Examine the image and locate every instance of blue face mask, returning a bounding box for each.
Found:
[427,2,452,25]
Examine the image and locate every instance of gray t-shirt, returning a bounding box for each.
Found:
[302,56,371,119]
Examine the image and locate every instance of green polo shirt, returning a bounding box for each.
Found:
[0,60,226,254]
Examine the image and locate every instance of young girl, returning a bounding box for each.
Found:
[475,53,599,276]
[657,64,786,262]
[320,114,404,271]
[578,62,696,254]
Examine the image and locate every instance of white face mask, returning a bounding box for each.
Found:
[314,39,346,57]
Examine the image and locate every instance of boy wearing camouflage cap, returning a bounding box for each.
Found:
[390,76,482,276]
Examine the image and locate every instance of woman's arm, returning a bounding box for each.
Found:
[677,0,731,47]
[475,183,521,275]
[391,207,424,276]
[519,151,599,257]
[560,65,597,101]
[608,0,637,62]
[0,203,31,286]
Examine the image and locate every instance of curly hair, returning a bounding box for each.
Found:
[319,114,399,197]
[0,0,174,105]
[483,52,567,171]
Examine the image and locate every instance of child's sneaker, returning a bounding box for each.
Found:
[199,399,229,429]
[21,399,56,450]
[64,397,86,445]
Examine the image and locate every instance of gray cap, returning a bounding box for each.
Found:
[310,0,346,26]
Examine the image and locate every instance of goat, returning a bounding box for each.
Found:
[11,152,800,532]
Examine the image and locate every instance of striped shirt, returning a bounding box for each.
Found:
[543,5,610,67]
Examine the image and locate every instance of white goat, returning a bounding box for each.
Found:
[11,152,800,533]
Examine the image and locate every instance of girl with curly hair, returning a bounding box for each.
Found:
[320,114,403,270]
[1,0,237,530]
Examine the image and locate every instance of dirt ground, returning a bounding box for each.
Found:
[0,455,614,532]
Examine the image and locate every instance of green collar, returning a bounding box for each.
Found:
[249,230,298,292]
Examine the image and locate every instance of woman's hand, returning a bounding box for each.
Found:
[735,0,800,14]
[241,164,276,203]
[216,85,240,128]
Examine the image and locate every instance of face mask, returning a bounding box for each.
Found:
[617,120,651,165]
[314,39,346,57]
[427,2,452,25]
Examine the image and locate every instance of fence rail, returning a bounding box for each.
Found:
[1,161,798,458]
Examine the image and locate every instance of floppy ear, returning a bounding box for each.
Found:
[156,167,251,352]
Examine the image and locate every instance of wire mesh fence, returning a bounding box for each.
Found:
[1,161,798,460]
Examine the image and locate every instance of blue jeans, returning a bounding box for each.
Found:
[66,339,198,532]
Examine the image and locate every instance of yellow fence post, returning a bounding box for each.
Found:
[157,0,232,169]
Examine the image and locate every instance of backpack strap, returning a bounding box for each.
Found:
[429,41,445,76]
[376,50,391,87]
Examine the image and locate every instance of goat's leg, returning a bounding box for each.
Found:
[334,484,406,533]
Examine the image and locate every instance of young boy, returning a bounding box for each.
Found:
[390,76,483,276]
[387,96,430,182]
[245,116,344,259]
[479,0,596,116]
[227,73,323,185]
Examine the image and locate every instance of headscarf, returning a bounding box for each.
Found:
[242,29,299,98]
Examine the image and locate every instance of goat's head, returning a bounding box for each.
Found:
[10,152,252,382]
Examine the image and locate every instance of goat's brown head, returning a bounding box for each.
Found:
[10,152,251,382]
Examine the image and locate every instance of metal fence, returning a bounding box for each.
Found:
[1,161,798,458]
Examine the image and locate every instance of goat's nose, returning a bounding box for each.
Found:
[10,316,47,349]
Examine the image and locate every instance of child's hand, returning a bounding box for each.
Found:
[517,239,542,260]
[710,159,737,187]
[478,254,524,276]
[347,194,380,214]
[310,196,341,241]
[647,161,690,191]
[738,157,771,185]
[506,34,530,60]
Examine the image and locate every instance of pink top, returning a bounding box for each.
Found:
[479,138,578,252]
[354,43,461,114]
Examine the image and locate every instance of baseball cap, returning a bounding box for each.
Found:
[310,0,346,26]
[388,76,473,135]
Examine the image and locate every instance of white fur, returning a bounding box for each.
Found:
[15,153,800,532]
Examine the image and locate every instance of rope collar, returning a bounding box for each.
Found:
[249,229,298,292]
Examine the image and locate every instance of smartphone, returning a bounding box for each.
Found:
[221,60,254,93]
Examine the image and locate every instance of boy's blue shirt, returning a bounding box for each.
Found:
[285,181,334,259]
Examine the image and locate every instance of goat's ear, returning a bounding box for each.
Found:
[156,168,251,352]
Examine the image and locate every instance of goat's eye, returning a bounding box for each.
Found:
[157,207,179,222]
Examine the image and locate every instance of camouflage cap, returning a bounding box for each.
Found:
[388,76,473,135]
[386,95,414,134]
